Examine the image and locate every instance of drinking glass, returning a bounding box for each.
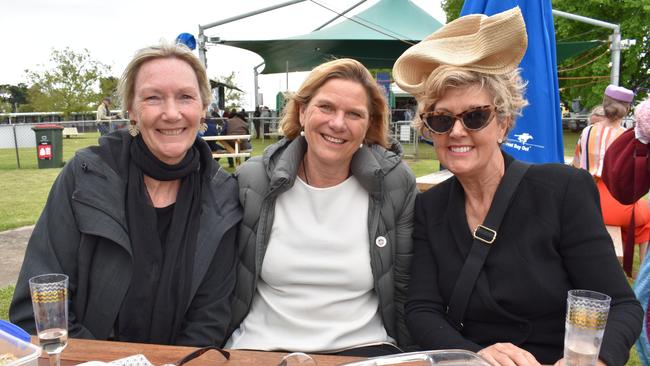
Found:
[278,352,317,366]
[29,274,69,366]
[563,289,611,366]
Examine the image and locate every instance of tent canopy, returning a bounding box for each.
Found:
[216,0,603,75]
[220,0,443,74]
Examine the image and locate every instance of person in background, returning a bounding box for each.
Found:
[227,58,417,356]
[10,42,241,347]
[602,96,650,366]
[96,96,116,136]
[252,106,262,139]
[260,105,272,136]
[587,105,607,125]
[223,109,252,167]
[393,7,641,365]
[573,85,650,266]
[201,108,226,154]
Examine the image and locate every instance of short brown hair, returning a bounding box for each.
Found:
[280,58,390,148]
[118,42,211,115]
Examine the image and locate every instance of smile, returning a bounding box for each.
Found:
[449,146,472,153]
[158,128,185,136]
[322,134,345,144]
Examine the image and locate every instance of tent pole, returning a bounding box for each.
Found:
[552,9,620,86]
[198,0,307,67]
[313,0,367,31]
[254,62,264,108]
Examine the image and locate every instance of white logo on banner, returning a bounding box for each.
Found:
[504,132,544,152]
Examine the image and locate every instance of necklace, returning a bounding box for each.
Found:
[302,158,310,185]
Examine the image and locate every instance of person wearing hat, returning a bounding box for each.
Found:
[573,85,650,267]
[393,7,641,366]
[601,97,650,366]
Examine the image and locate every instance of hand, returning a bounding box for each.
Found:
[478,343,541,366]
[553,358,607,366]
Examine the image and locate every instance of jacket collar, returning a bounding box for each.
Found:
[74,131,239,255]
[263,136,403,198]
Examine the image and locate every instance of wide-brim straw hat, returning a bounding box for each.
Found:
[393,7,528,94]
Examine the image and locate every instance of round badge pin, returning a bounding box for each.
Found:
[375,236,387,248]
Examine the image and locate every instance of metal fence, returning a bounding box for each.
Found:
[0,116,430,169]
[248,117,283,141]
[0,120,128,169]
[245,116,425,158]
[390,120,421,158]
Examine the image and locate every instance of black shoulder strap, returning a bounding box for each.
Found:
[446,160,530,331]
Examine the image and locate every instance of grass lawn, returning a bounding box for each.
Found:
[0,130,642,364]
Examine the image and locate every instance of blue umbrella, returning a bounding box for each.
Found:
[461,0,564,163]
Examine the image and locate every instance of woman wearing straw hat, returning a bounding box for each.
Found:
[393,7,641,366]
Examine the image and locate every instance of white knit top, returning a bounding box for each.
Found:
[226,176,391,352]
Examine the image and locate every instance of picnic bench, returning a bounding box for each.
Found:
[62,127,79,138]
[202,134,252,166]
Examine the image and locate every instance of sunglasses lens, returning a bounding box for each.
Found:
[426,115,455,133]
[463,108,492,130]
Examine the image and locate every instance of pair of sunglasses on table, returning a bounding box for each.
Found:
[419,105,497,134]
[167,348,310,366]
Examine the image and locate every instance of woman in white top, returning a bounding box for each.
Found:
[227,58,417,356]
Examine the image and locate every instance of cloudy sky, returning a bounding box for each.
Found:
[1,0,445,109]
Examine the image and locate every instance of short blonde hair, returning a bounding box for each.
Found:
[413,65,528,136]
[118,42,211,115]
[280,58,390,148]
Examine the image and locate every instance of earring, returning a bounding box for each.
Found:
[199,118,208,133]
[128,120,139,137]
[359,143,363,149]
[497,138,503,144]
[300,129,305,137]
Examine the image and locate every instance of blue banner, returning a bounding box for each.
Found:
[461,0,564,163]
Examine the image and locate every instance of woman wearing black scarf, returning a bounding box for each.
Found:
[10,43,242,347]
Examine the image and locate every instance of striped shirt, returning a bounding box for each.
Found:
[573,124,626,178]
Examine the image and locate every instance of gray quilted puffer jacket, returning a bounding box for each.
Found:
[229,136,417,348]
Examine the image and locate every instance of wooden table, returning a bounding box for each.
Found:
[36,338,362,366]
[415,170,453,192]
[202,135,252,164]
[416,156,575,192]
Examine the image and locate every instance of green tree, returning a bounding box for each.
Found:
[441,0,464,22]
[440,1,650,108]
[99,76,119,104]
[25,47,112,117]
[214,71,246,110]
[553,0,650,108]
[0,83,29,112]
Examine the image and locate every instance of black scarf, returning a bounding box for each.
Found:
[117,135,203,344]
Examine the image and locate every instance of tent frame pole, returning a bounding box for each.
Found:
[198,0,307,68]
[312,0,367,31]
[253,62,264,109]
[552,9,620,86]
